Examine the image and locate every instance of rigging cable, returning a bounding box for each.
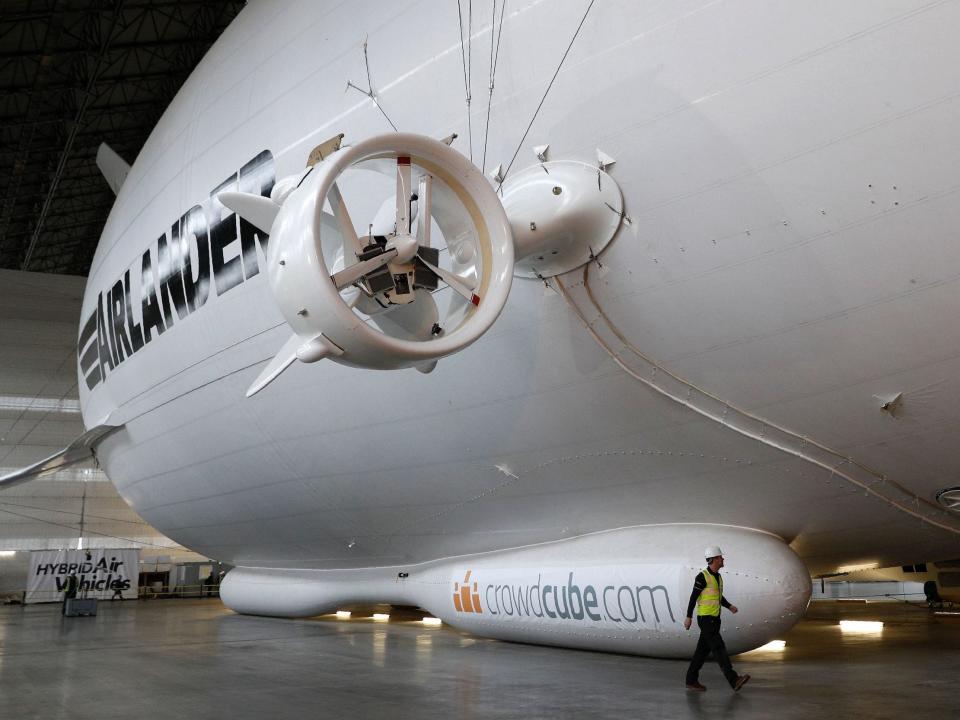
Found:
[346,37,398,131]
[481,0,508,174]
[457,0,474,161]
[363,37,398,132]
[0,499,153,527]
[0,344,79,469]
[468,1,473,161]
[0,504,179,549]
[498,0,596,190]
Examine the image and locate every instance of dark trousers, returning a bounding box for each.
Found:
[685,616,738,687]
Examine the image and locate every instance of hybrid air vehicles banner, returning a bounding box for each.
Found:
[26,548,140,603]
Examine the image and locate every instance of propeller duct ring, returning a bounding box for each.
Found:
[264,132,515,374]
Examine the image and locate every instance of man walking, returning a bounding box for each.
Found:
[683,546,750,692]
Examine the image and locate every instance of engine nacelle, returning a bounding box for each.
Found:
[223,133,515,396]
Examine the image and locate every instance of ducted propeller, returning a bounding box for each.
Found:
[218,133,514,396]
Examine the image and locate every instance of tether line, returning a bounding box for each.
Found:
[498,0,595,190]
[481,0,507,173]
[457,0,475,161]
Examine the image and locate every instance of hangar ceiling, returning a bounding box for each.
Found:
[0,0,245,276]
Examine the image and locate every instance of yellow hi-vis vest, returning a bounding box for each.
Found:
[696,569,723,617]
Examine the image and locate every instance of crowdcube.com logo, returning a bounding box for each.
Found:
[453,570,482,613]
[452,568,676,626]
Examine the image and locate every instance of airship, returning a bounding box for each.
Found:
[4,0,960,657]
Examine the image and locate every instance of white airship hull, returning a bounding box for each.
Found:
[70,1,960,654]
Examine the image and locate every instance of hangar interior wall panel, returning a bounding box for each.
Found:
[0,268,183,552]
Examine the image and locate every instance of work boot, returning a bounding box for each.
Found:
[686,682,707,692]
[733,674,750,692]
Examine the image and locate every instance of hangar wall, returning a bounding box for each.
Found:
[0,269,193,555]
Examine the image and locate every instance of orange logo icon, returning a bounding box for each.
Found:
[453,570,482,614]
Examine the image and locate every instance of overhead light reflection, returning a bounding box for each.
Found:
[0,396,81,414]
[335,610,351,619]
[372,613,390,621]
[422,617,442,626]
[753,639,786,652]
[839,620,883,633]
[838,562,879,573]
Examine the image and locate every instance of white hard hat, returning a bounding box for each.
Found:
[704,546,723,559]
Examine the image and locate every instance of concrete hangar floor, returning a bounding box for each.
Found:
[0,600,956,719]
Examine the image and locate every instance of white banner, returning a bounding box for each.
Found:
[26,548,140,604]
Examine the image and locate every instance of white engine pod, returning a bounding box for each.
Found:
[500,160,623,278]
[267,133,515,370]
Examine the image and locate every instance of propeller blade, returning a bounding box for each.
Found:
[417,253,480,305]
[328,182,364,259]
[331,248,398,290]
[416,174,432,247]
[396,156,412,235]
[218,191,280,234]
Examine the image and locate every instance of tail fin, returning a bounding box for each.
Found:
[96,143,130,195]
[0,423,122,490]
